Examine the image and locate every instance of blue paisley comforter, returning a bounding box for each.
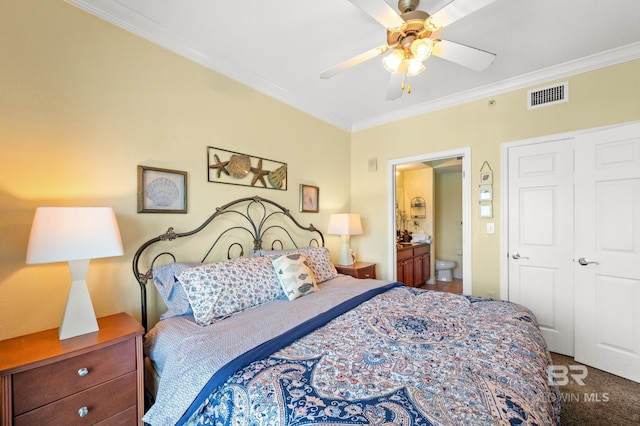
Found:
[145,279,559,425]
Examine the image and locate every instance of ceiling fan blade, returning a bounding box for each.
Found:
[427,0,497,29]
[386,73,404,101]
[349,0,405,29]
[386,62,407,101]
[321,45,391,79]
[432,39,496,71]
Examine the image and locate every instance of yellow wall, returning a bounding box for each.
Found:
[435,171,463,278]
[0,0,350,340]
[350,60,640,297]
[400,168,433,234]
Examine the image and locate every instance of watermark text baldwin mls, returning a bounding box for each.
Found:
[543,364,610,403]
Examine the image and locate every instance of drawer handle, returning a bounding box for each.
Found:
[78,406,89,417]
[364,274,370,278]
[77,367,89,377]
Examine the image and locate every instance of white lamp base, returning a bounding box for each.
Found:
[59,259,99,340]
[336,234,353,266]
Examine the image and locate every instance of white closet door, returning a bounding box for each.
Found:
[507,139,575,355]
[574,122,640,382]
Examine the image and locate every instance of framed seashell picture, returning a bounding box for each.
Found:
[137,166,187,213]
[207,146,287,190]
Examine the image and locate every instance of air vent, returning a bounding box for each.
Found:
[527,82,568,109]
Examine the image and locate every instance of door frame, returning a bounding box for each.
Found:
[388,147,473,294]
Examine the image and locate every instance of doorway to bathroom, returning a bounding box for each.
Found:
[389,148,472,295]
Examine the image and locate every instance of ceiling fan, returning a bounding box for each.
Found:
[321,0,498,100]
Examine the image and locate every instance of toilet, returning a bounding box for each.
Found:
[435,259,456,282]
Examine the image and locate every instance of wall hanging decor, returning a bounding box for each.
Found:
[479,203,493,218]
[207,146,287,190]
[410,196,426,219]
[479,161,493,184]
[479,186,492,201]
[478,161,493,218]
[299,184,319,213]
[138,166,187,213]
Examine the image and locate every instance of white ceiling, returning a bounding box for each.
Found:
[68,0,640,132]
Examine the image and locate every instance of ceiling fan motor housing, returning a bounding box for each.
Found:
[387,10,432,50]
[398,0,420,13]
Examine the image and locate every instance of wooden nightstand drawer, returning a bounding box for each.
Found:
[14,372,136,426]
[335,262,376,279]
[352,265,375,279]
[95,406,137,426]
[13,338,135,415]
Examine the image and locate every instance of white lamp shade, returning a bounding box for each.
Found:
[410,38,433,62]
[382,49,405,74]
[327,213,363,236]
[26,207,123,264]
[407,58,426,77]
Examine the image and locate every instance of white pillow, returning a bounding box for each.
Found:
[261,246,338,283]
[272,253,318,300]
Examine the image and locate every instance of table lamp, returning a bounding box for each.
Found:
[26,207,123,340]
[327,213,363,266]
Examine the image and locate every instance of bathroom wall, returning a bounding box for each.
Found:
[402,168,433,236]
[395,171,406,231]
[435,171,463,278]
[395,167,435,281]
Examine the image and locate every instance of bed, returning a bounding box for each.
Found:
[133,196,560,425]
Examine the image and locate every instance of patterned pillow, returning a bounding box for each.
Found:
[272,253,318,301]
[152,262,200,319]
[261,246,338,283]
[177,256,285,326]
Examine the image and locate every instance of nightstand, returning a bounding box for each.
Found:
[335,262,376,279]
[0,313,144,426]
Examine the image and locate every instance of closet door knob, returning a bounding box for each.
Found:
[578,257,599,266]
[512,252,529,260]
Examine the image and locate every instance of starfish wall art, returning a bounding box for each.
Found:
[207,146,287,190]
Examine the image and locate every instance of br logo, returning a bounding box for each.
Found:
[548,365,588,386]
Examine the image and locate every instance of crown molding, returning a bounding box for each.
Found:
[351,42,640,131]
[66,0,353,130]
[66,1,640,133]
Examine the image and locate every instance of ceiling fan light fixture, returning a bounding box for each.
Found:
[406,58,425,77]
[382,49,405,73]
[410,38,433,62]
[423,17,442,32]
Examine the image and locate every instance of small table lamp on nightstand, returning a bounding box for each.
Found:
[327,213,363,266]
[26,207,123,340]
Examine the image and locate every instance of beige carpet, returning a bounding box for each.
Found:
[550,353,640,425]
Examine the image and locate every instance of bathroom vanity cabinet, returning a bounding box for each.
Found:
[396,243,431,287]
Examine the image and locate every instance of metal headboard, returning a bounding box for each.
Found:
[132,196,324,331]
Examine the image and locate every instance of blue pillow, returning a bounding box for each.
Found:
[152,262,200,319]
[177,256,285,326]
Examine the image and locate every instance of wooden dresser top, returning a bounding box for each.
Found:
[0,313,143,375]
